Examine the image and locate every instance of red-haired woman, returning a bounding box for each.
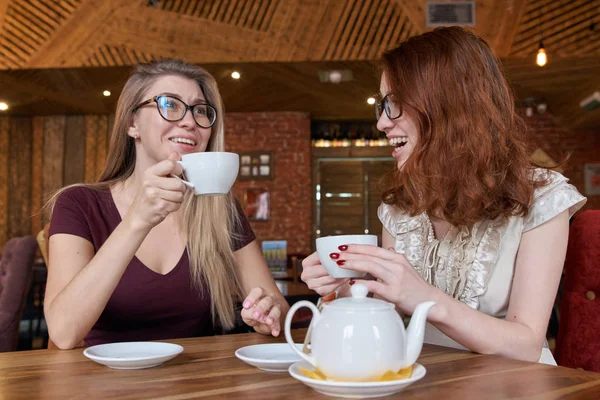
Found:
[301,27,586,364]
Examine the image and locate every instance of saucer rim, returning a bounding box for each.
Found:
[288,361,426,387]
[83,341,184,363]
[235,343,303,365]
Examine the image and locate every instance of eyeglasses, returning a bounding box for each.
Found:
[375,94,402,120]
[133,95,217,128]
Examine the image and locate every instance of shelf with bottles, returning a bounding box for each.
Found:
[311,120,392,148]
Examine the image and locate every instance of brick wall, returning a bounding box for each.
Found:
[225,112,312,255]
[0,111,594,256]
[524,112,600,211]
[222,110,598,258]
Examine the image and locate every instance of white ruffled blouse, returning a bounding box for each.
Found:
[378,170,586,365]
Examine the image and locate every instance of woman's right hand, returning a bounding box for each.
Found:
[301,252,349,296]
[126,152,188,230]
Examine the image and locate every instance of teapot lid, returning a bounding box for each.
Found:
[325,283,394,311]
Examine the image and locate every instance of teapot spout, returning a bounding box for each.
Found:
[398,301,436,369]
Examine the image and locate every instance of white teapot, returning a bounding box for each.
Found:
[284,283,435,381]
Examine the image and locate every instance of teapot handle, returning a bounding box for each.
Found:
[284,300,320,368]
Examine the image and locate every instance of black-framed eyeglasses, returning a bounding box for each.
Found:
[375,94,402,120]
[133,95,217,128]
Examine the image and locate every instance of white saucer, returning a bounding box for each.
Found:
[235,343,304,372]
[83,342,184,370]
[288,361,426,398]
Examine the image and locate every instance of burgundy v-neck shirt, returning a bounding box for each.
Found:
[49,187,255,346]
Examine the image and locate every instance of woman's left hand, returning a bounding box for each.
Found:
[336,244,440,315]
[241,287,282,336]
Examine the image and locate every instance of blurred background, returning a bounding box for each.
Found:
[0,0,598,351]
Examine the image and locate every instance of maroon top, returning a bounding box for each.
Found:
[49,187,255,345]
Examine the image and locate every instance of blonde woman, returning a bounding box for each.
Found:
[44,59,288,349]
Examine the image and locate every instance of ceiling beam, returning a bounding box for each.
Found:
[24,0,126,68]
[493,0,530,58]
[0,0,10,31]
[305,0,347,60]
[103,4,269,64]
[393,0,425,34]
[269,0,332,61]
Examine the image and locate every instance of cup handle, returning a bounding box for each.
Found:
[284,300,319,368]
[170,161,194,189]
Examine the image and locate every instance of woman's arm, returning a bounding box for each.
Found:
[428,211,568,361]
[45,220,152,349]
[234,240,290,336]
[338,211,569,362]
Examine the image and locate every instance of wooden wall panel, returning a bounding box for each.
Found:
[30,117,44,235]
[84,115,99,182]
[42,116,65,206]
[7,118,33,238]
[63,115,86,185]
[0,114,113,253]
[95,115,108,178]
[0,118,9,249]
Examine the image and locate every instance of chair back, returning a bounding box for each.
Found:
[0,236,37,352]
[36,225,50,266]
[555,210,600,371]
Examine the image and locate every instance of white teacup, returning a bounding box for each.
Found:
[175,152,239,195]
[316,234,377,278]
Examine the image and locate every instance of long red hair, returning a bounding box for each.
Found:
[380,26,547,226]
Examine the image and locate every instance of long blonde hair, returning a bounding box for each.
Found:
[48,59,243,331]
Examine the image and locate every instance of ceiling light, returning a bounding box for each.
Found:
[317,69,353,83]
[367,97,375,105]
[0,102,8,111]
[231,71,241,79]
[536,103,547,114]
[536,41,547,67]
[328,70,342,84]
[525,106,534,117]
[103,90,111,97]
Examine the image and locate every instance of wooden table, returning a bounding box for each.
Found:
[1,329,599,399]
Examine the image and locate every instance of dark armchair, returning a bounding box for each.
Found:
[0,236,37,352]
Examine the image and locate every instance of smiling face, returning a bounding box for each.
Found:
[128,74,213,167]
[376,73,420,169]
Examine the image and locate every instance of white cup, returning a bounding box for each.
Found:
[175,152,239,195]
[316,234,377,278]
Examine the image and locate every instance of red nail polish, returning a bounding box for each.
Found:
[349,280,356,285]
[338,245,348,251]
[336,260,346,265]
[329,252,340,259]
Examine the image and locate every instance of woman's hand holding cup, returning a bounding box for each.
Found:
[300,252,350,297]
[126,152,188,231]
[301,235,377,297]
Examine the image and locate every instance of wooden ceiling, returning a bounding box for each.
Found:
[0,0,599,129]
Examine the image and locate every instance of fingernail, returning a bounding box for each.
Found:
[253,311,261,319]
[243,301,251,309]
[329,252,340,259]
[273,329,280,336]
[336,260,346,265]
[338,245,348,251]
[349,279,356,285]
